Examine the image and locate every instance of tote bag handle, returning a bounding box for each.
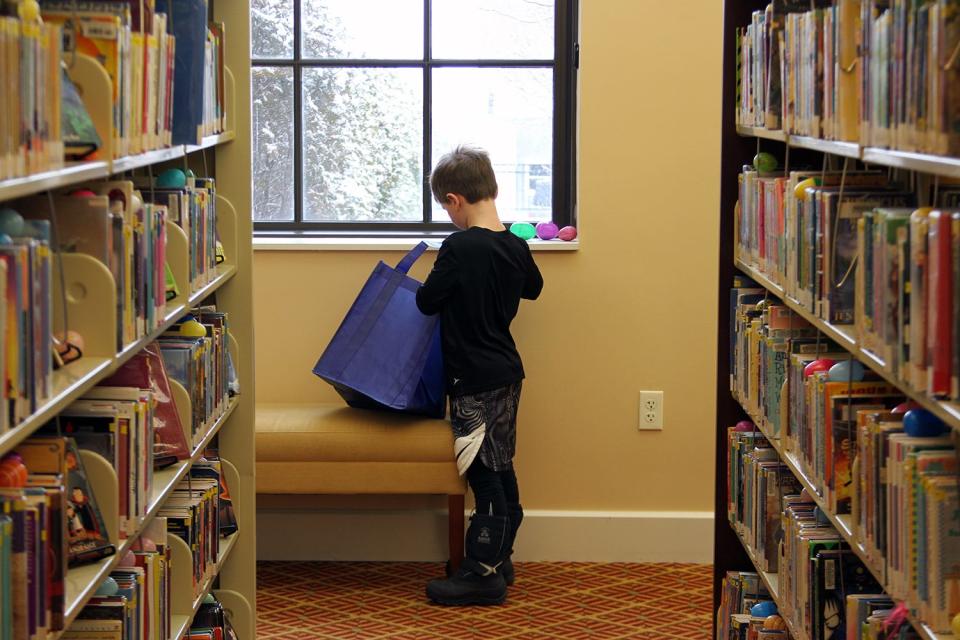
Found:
[395,241,429,274]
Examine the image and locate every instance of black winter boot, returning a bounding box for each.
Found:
[501,503,523,586]
[427,514,509,606]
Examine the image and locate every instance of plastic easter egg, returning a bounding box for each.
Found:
[753,152,778,172]
[804,359,835,377]
[95,577,119,597]
[536,221,559,240]
[17,0,39,22]
[185,168,196,178]
[951,612,960,637]
[0,208,24,237]
[179,319,207,338]
[750,601,778,618]
[827,360,866,382]
[202,594,217,604]
[70,188,97,198]
[903,409,948,438]
[157,168,187,189]
[509,222,536,241]
[129,192,143,214]
[793,177,820,201]
[800,488,813,502]
[734,420,756,432]
[891,401,921,414]
[558,225,578,241]
[0,234,11,244]
[763,615,787,631]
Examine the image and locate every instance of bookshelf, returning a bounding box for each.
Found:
[716,2,959,640]
[0,0,256,638]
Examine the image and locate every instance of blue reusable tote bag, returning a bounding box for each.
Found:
[312,242,446,418]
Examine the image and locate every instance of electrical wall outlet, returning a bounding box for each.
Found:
[638,390,663,430]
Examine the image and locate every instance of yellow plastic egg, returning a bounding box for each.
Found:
[951,612,960,636]
[794,177,819,201]
[179,319,207,337]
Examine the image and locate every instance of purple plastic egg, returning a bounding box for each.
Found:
[558,225,578,241]
[734,420,755,432]
[536,221,559,240]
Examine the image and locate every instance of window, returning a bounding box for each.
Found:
[251,0,578,236]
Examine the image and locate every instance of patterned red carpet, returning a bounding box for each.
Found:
[256,561,713,639]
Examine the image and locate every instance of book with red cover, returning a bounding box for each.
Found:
[102,342,190,468]
[927,210,954,397]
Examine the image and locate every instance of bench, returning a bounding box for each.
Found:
[255,403,466,565]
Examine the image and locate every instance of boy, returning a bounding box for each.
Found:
[416,145,543,606]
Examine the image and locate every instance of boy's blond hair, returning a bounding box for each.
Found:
[430,145,499,204]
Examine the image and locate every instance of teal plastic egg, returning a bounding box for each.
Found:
[202,594,217,604]
[184,168,196,178]
[751,601,778,618]
[0,234,11,244]
[510,222,536,241]
[0,208,24,237]
[903,409,948,437]
[95,577,119,597]
[753,152,778,172]
[827,360,865,382]
[156,168,187,189]
[804,359,835,377]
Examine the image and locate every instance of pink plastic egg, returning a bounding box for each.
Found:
[734,420,755,432]
[558,225,578,241]
[536,221,559,240]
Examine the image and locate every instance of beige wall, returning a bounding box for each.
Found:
[253,1,724,513]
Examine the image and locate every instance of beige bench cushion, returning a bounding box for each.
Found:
[255,403,465,495]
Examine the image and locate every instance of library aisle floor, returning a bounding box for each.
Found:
[255,561,712,639]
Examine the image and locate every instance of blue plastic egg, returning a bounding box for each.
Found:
[0,234,11,244]
[156,168,187,189]
[95,577,119,597]
[0,208,24,237]
[751,601,778,618]
[903,409,948,438]
[827,360,866,382]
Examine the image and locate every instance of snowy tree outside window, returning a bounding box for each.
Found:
[251,0,577,230]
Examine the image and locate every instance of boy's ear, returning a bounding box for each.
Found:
[444,193,461,209]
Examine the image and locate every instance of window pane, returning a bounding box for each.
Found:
[303,0,423,59]
[302,68,423,222]
[252,68,295,222]
[432,68,553,223]
[432,0,554,60]
[251,0,294,59]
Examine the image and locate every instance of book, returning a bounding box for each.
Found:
[64,438,115,566]
[60,63,101,159]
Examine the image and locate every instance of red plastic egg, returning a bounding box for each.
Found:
[804,359,835,377]
[558,225,578,241]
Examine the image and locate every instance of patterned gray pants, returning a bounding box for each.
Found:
[449,382,522,475]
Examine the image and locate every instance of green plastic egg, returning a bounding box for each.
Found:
[0,208,24,237]
[156,168,187,189]
[753,152,778,172]
[509,222,536,241]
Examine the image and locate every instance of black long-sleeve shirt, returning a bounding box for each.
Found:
[415,227,543,396]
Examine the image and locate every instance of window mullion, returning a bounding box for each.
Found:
[422,0,432,225]
[293,0,303,224]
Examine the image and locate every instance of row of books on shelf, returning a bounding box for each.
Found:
[0,430,237,639]
[729,284,960,633]
[737,0,960,156]
[737,161,960,399]
[0,0,228,181]
[0,173,224,432]
[717,567,915,640]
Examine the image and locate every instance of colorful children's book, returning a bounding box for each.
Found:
[64,438,115,566]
